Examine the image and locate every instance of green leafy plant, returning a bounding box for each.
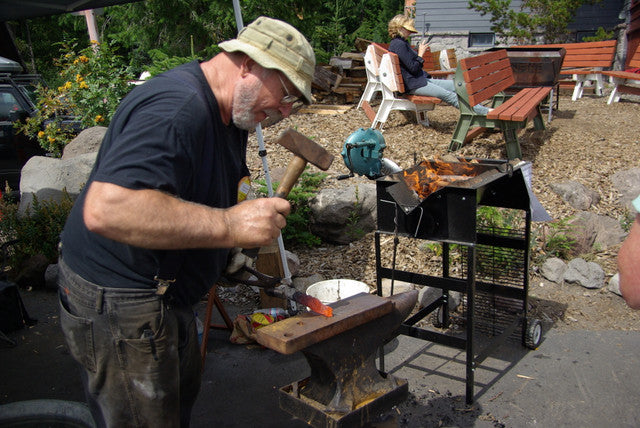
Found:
[256,169,327,247]
[145,36,202,78]
[582,27,614,42]
[0,189,74,275]
[345,186,366,241]
[541,217,577,259]
[477,206,523,233]
[475,206,525,278]
[620,209,635,233]
[420,241,443,257]
[16,40,135,156]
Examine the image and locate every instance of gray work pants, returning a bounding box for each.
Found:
[57,258,201,428]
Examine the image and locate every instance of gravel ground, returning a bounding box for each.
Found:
[234,90,640,332]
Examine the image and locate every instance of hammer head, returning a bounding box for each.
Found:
[275,128,334,171]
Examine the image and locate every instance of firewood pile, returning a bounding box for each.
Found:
[311,39,371,104]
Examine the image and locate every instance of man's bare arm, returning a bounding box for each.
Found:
[83,181,290,250]
[618,213,640,309]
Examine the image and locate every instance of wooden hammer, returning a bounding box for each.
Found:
[273,128,334,198]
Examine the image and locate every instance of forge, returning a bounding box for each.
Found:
[375,157,543,404]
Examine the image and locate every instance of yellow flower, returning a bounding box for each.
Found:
[64,81,72,90]
[79,55,89,63]
[37,131,45,138]
[75,73,83,82]
[95,115,104,123]
[79,81,89,89]
[48,136,56,143]
[90,40,100,45]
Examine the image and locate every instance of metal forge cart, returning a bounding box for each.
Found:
[374,158,542,404]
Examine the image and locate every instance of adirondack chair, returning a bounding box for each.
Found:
[357,43,386,109]
[372,52,441,130]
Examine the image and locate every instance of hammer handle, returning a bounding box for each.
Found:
[274,156,307,199]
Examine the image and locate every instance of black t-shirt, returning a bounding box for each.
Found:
[60,61,249,306]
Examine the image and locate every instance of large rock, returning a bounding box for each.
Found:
[61,126,106,159]
[611,168,640,212]
[309,183,377,244]
[608,273,621,296]
[380,279,415,297]
[563,258,605,289]
[19,152,97,213]
[418,286,461,311]
[540,257,567,283]
[549,180,600,210]
[19,126,106,213]
[568,211,626,251]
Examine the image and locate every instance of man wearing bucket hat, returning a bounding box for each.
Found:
[388,14,491,115]
[57,16,315,428]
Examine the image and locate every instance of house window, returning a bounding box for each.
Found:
[469,33,495,47]
[576,31,597,42]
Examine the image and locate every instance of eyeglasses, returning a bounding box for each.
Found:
[277,74,299,105]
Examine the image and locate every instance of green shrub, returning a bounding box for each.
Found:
[146,44,201,78]
[620,209,636,233]
[16,40,134,156]
[582,27,614,42]
[541,217,577,260]
[0,190,74,275]
[345,186,366,241]
[256,169,327,247]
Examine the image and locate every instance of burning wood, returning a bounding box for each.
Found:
[402,158,480,199]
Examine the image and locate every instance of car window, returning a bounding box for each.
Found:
[0,90,26,121]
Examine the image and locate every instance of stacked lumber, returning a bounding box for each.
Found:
[312,51,367,103]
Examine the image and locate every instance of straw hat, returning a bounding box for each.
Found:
[218,16,316,104]
[402,19,418,33]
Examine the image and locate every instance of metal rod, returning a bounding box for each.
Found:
[465,245,476,405]
[231,4,291,285]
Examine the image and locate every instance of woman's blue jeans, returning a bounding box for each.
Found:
[410,78,490,115]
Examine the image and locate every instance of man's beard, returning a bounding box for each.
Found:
[232,79,282,131]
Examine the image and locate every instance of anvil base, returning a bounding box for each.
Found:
[279,374,407,428]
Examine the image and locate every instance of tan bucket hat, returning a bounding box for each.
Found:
[218,16,316,104]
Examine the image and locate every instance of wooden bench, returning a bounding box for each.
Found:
[374,51,441,129]
[518,40,617,101]
[449,49,551,160]
[602,42,640,104]
[421,48,455,79]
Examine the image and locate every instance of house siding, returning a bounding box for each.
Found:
[568,0,625,32]
[414,0,624,35]
[414,0,526,34]
[411,0,626,60]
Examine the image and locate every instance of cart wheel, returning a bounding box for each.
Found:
[432,307,445,328]
[524,318,542,349]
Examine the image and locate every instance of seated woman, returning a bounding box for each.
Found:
[387,14,490,115]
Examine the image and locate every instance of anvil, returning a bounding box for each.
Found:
[255,290,418,427]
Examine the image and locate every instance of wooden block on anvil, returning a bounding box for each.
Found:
[255,293,392,355]
[255,241,284,278]
[256,241,287,309]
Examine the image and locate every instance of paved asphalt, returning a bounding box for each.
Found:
[2,288,640,427]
